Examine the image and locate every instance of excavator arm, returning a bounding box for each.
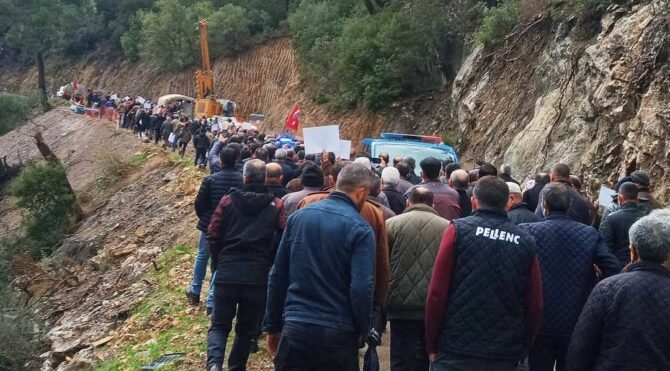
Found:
[195,20,215,100]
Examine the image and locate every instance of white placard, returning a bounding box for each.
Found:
[598,185,617,207]
[303,125,341,154]
[339,140,352,160]
[136,96,146,104]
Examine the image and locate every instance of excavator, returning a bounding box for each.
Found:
[194,20,223,118]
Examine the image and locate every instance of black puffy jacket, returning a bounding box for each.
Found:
[566,262,670,371]
[599,202,646,266]
[194,167,243,232]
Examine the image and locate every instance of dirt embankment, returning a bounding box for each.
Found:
[0,38,387,145]
[1,4,667,203]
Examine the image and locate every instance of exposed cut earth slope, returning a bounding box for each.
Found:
[2,3,667,203]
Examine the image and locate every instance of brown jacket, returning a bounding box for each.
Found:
[298,191,390,304]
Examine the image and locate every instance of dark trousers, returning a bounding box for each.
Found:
[274,322,359,371]
[178,141,188,156]
[430,353,519,371]
[207,284,266,371]
[528,335,569,371]
[391,320,429,371]
[195,148,207,166]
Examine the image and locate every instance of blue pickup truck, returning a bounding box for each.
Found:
[362,133,459,175]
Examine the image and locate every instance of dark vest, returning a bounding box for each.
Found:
[439,209,536,360]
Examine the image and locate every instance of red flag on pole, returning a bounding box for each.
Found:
[285,103,301,131]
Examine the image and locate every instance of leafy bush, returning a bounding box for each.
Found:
[0,93,30,136]
[12,163,75,258]
[476,0,521,46]
[332,10,431,109]
[208,5,253,58]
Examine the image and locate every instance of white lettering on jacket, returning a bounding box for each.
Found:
[474,226,520,245]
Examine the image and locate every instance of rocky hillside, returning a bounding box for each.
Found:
[1,2,668,202]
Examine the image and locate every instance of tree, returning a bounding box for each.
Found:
[3,0,68,111]
[208,5,253,58]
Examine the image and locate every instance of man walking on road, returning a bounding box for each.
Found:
[406,157,461,221]
[187,147,242,312]
[599,182,646,266]
[265,163,376,371]
[566,210,670,371]
[425,176,543,371]
[206,160,286,371]
[386,188,449,371]
[507,182,541,225]
[519,183,620,371]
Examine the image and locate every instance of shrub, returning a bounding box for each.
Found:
[0,93,30,136]
[476,0,521,47]
[0,289,43,369]
[208,5,253,58]
[12,163,75,258]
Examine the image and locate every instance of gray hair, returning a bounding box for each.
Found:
[275,148,287,160]
[501,164,512,175]
[629,209,670,263]
[336,163,374,193]
[542,183,571,212]
[243,159,266,184]
[450,169,470,191]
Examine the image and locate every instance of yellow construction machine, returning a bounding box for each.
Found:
[194,20,223,118]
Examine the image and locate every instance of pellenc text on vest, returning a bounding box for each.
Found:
[475,227,520,244]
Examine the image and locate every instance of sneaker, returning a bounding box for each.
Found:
[206,364,222,371]
[185,287,200,306]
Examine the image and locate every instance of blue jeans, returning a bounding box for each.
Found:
[189,232,215,309]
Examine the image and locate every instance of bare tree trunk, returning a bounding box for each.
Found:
[36,52,51,112]
[32,131,83,221]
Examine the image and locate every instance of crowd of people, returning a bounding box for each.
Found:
[161,124,670,371]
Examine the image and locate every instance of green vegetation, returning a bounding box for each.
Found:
[0,289,42,369]
[93,244,269,370]
[12,163,76,258]
[0,92,40,136]
[476,0,521,46]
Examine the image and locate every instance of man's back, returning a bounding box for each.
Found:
[407,182,460,221]
[521,214,620,336]
[535,182,591,225]
[508,203,542,225]
[194,168,243,232]
[433,209,538,360]
[567,262,670,371]
[266,192,375,334]
[600,203,646,266]
[386,205,448,320]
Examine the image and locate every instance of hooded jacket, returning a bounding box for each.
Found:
[207,184,286,286]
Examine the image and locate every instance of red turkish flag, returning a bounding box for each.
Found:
[285,103,301,131]
[72,81,78,90]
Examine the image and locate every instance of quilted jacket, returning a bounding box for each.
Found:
[599,202,646,266]
[508,202,542,225]
[439,209,538,360]
[520,213,620,337]
[386,204,449,320]
[194,167,243,232]
[566,262,670,371]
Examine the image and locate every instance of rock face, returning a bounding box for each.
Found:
[449,3,669,201]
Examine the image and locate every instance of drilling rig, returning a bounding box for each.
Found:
[194,20,223,118]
